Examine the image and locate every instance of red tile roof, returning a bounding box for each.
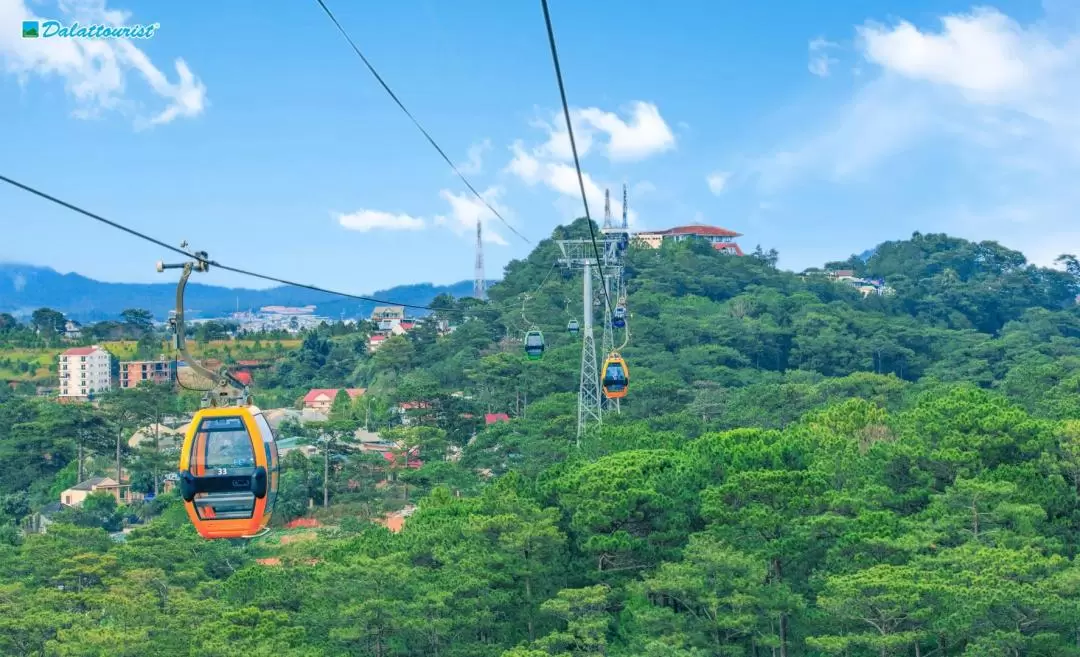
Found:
[662,224,743,238]
[231,371,253,386]
[485,413,510,425]
[370,334,387,342]
[303,388,365,403]
[62,346,101,356]
[714,242,745,256]
[399,321,415,330]
[381,450,422,469]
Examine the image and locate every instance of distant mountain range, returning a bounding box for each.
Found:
[0,263,494,322]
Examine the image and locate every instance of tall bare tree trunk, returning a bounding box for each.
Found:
[323,440,330,507]
[77,442,84,483]
[153,422,160,495]
[116,428,123,501]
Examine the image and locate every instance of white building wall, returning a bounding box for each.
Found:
[58,347,112,399]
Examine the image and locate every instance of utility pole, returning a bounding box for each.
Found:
[473,220,486,300]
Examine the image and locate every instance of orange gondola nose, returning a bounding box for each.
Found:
[601,354,629,400]
[178,406,279,539]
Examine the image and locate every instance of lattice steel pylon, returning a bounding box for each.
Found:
[557,240,604,445]
[578,261,601,446]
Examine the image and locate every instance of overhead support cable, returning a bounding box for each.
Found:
[538,0,614,317]
[0,173,524,316]
[313,0,531,244]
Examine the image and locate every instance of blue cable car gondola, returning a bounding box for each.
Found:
[524,329,545,360]
[567,319,579,335]
[612,306,627,329]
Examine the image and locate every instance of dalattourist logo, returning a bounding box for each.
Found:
[21,19,159,39]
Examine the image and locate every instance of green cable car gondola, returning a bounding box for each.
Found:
[524,329,545,360]
[567,319,579,334]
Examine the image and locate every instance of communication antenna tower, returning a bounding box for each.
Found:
[473,220,486,300]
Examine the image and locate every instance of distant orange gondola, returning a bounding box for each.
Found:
[178,406,279,539]
[601,353,629,400]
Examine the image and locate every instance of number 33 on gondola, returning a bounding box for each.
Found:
[178,406,279,539]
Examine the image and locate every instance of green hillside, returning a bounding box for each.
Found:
[2,222,1080,655]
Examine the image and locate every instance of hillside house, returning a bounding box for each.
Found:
[63,320,82,340]
[60,476,137,506]
[368,334,387,352]
[396,401,433,426]
[371,305,405,331]
[828,271,893,297]
[119,356,175,388]
[633,224,745,255]
[485,413,510,426]
[302,388,365,413]
[389,321,416,337]
[379,505,417,533]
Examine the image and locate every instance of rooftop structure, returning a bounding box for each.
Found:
[633,224,744,255]
[485,413,511,425]
[371,306,406,322]
[119,356,175,389]
[302,388,366,413]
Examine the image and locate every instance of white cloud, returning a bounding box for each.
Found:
[576,102,676,162]
[524,101,675,164]
[0,0,207,126]
[857,10,1047,98]
[337,210,425,232]
[706,171,730,195]
[748,5,1080,266]
[808,38,840,77]
[503,102,667,229]
[434,186,510,246]
[505,141,640,227]
[631,180,656,197]
[458,139,491,175]
[531,113,595,161]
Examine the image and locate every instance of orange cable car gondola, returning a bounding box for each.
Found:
[159,252,279,540]
[601,352,629,400]
[178,405,279,539]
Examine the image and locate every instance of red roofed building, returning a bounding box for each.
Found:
[230,371,253,387]
[302,388,366,413]
[633,224,744,255]
[369,334,388,352]
[485,413,510,425]
[58,345,112,400]
[381,448,423,470]
[396,401,434,426]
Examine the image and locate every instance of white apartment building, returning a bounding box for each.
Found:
[58,345,112,400]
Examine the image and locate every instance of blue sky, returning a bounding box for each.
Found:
[1,0,1078,293]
